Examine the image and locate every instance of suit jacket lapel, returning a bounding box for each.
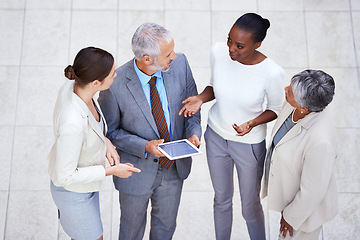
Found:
[70,91,106,143]
[88,113,106,143]
[270,103,293,141]
[125,66,160,137]
[272,102,319,147]
[93,99,108,135]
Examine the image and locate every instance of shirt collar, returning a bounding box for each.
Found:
[133,58,162,87]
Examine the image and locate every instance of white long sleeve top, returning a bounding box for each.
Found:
[208,42,285,144]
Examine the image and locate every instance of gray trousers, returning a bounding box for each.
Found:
[118,164,183,240]
[205,126,266,240]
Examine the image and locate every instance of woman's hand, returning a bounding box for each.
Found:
[232,110,277,136]
[280,212,293,238]
[179,95,203,117]
[232,119,256,136]
[106,163,141,178]
[105,137,119,166]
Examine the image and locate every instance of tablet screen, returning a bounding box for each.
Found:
[157,139,202,160]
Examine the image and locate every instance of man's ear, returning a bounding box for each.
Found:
[142,55,154,66]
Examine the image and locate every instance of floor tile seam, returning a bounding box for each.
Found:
[15,8,118,12]
[0,8,357,12]
[10,125,53,128]
[163,0,211,11]
[117,8,211,12]
[0,9,24,12]
[303,7,310,69]
[66,1,73,69]
[0,65,64,68]
[280,65,360,68]
[209,0,213,55]
[2,9,356,13]
[0,125,17,128]
[164,0,167,25]
[300,10,354,13]
[7,189,52,192]
[70,9,119,12]
[8,65,359,68]
[114,0,120,67]
[335,127,360,129]
[210,9,354,13]
[6,189,213,193]
[2,64,357,69]
[4,4,27,240]
[258,0,271,239]
[0,7,26,10]
[349,1,360,87]
[108,1,120,235]
[338,192,360,194]
[6,189,116,192]
[5,65,360,69]
[8,125,360,130]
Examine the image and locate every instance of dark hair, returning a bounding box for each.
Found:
[64,47,114,86]
[291,69,335,112]
[234,13,270,43]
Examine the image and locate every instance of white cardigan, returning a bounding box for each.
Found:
[48,81,107,193]
[261,102,338,232]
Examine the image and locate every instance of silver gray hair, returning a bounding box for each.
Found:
[291,69,335,112]
[131,22,173,60]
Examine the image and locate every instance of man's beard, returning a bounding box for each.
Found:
[149,60,171,72]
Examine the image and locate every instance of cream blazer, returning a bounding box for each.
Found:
[48,81,107,193]
[261,102,338,232]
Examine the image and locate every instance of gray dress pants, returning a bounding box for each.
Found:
[205,126,266,240]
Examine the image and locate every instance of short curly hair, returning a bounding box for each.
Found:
[291,69,335,112]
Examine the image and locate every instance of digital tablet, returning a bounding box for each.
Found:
[157,139,202,160]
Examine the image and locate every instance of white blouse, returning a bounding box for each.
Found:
[208,42,285,144]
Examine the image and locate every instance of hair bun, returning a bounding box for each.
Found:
[64,65,76,80]
[263,18,270,29]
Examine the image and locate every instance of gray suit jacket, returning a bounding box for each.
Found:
[98,53,201,195]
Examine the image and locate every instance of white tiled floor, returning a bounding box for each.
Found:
[0,0,359,239]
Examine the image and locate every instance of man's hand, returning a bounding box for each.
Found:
[188,134,201,147]
[145,139,165,158]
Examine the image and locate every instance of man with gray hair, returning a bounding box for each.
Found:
[99,22,201,239]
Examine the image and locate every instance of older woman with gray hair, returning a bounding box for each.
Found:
[261,69,338,240]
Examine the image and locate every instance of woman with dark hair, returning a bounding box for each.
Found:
[179,13,284,239]
[261,70,338,240]
[48,47,140,240]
